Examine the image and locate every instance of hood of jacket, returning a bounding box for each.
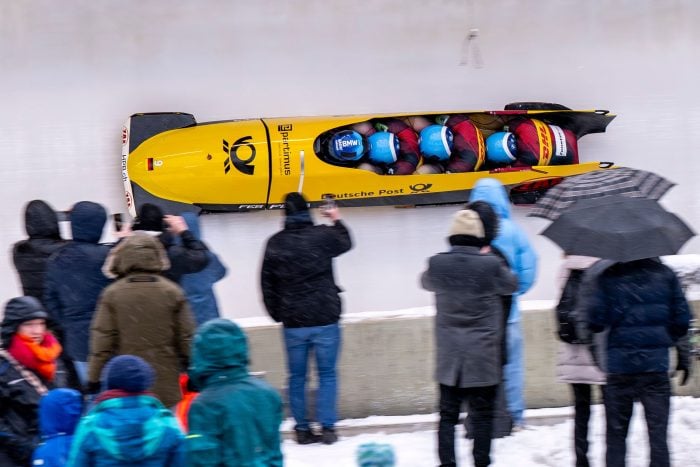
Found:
[24,200,61,239]
[103,233,170,279]
[189,319,249,390]
[468,178,512,220]
[70,201,106,243]
[87,395,180,461]
[39,388,82,437]
[1,296,49,345]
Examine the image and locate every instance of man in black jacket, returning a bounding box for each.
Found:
[260,192,352,445]
[131,203,210,283]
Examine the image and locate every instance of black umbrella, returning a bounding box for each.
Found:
[528,167,675,220]
[541,196,695,262]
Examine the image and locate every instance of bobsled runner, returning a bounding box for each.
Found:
[120,102,616,216]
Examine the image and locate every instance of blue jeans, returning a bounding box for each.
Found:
[283,323,341,430]
[503,321,524,425]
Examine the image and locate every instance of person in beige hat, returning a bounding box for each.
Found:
[422,206,517,467]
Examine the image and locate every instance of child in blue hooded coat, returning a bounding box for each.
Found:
[32,388,83,467]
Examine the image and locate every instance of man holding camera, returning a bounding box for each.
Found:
[260,192,352,445]
[130,203,210,284]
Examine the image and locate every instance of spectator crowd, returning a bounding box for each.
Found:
[1,180,693,466]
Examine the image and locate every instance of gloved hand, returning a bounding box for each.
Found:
[85,381,102,395]
[676,362,690,386]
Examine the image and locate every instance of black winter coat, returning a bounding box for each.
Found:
[158,230,210,283]
[586,258,691,374]
[261,219,352,328]
[44,202,112,362]
[12,200,65,303]
[0,353,46,466]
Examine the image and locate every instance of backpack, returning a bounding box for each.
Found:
[556,269,585,344]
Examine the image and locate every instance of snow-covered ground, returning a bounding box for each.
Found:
[282,396,700,466]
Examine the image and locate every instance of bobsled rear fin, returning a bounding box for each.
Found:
[129,112,196,153]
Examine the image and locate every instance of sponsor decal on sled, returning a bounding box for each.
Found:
[222,136,256,175]
[409,183,433,193]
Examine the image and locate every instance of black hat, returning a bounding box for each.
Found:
[284,192,309,216]
[1,296,49,345]
[465,200,499,244]
[132,203,165,232]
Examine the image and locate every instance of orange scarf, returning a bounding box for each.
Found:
[8,332,62,382]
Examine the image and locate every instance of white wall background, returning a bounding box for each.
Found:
[1,0,699,320]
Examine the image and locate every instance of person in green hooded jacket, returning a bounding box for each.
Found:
[186,319,283,466]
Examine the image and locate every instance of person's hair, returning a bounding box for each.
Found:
[465,200,499,244]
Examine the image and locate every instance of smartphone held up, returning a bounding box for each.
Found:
[320,194,337,218]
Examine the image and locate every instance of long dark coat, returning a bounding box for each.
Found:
[422,245,518,388]
[88,234,195,407]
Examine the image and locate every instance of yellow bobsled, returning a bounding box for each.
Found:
[120,103,615,216]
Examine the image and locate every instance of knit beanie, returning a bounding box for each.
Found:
[449,209,484,238]
[357,442,396,467]
[103,355,155,393]
[133,203,165,232]
[284,192,309,216]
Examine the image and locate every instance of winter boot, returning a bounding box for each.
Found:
[295,428,321,445]
[321,427,338,445]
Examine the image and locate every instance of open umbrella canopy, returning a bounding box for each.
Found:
[541,196,695,262]
[528,167,675,220]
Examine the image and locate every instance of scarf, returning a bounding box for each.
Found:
[94,389,156,405]
[8,332,62,382]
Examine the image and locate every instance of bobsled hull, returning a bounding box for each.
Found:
[120,105,616,216]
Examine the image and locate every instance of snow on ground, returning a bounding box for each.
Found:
[282,396,700,467]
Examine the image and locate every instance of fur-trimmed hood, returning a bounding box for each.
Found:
[102,233,170,279]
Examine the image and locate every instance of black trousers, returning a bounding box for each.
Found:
[604,373,671,467]
[571,384,605,467]
[438,384,497,467]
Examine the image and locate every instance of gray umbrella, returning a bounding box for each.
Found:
[528,167,675,220]
[541,196,695,262]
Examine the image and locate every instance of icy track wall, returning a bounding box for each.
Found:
[1,1,699,321]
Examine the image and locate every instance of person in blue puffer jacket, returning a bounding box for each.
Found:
[584,258,690,467]
[468,178,537,429]
[179,212,227,326]
[32,388,82,467]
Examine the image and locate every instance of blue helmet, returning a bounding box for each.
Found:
[328,130,366,162]
[486,131,517,164]
[367,132,399,165]
[419,125,453,162]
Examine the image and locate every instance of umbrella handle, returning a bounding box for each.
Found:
[599,161,614,168]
